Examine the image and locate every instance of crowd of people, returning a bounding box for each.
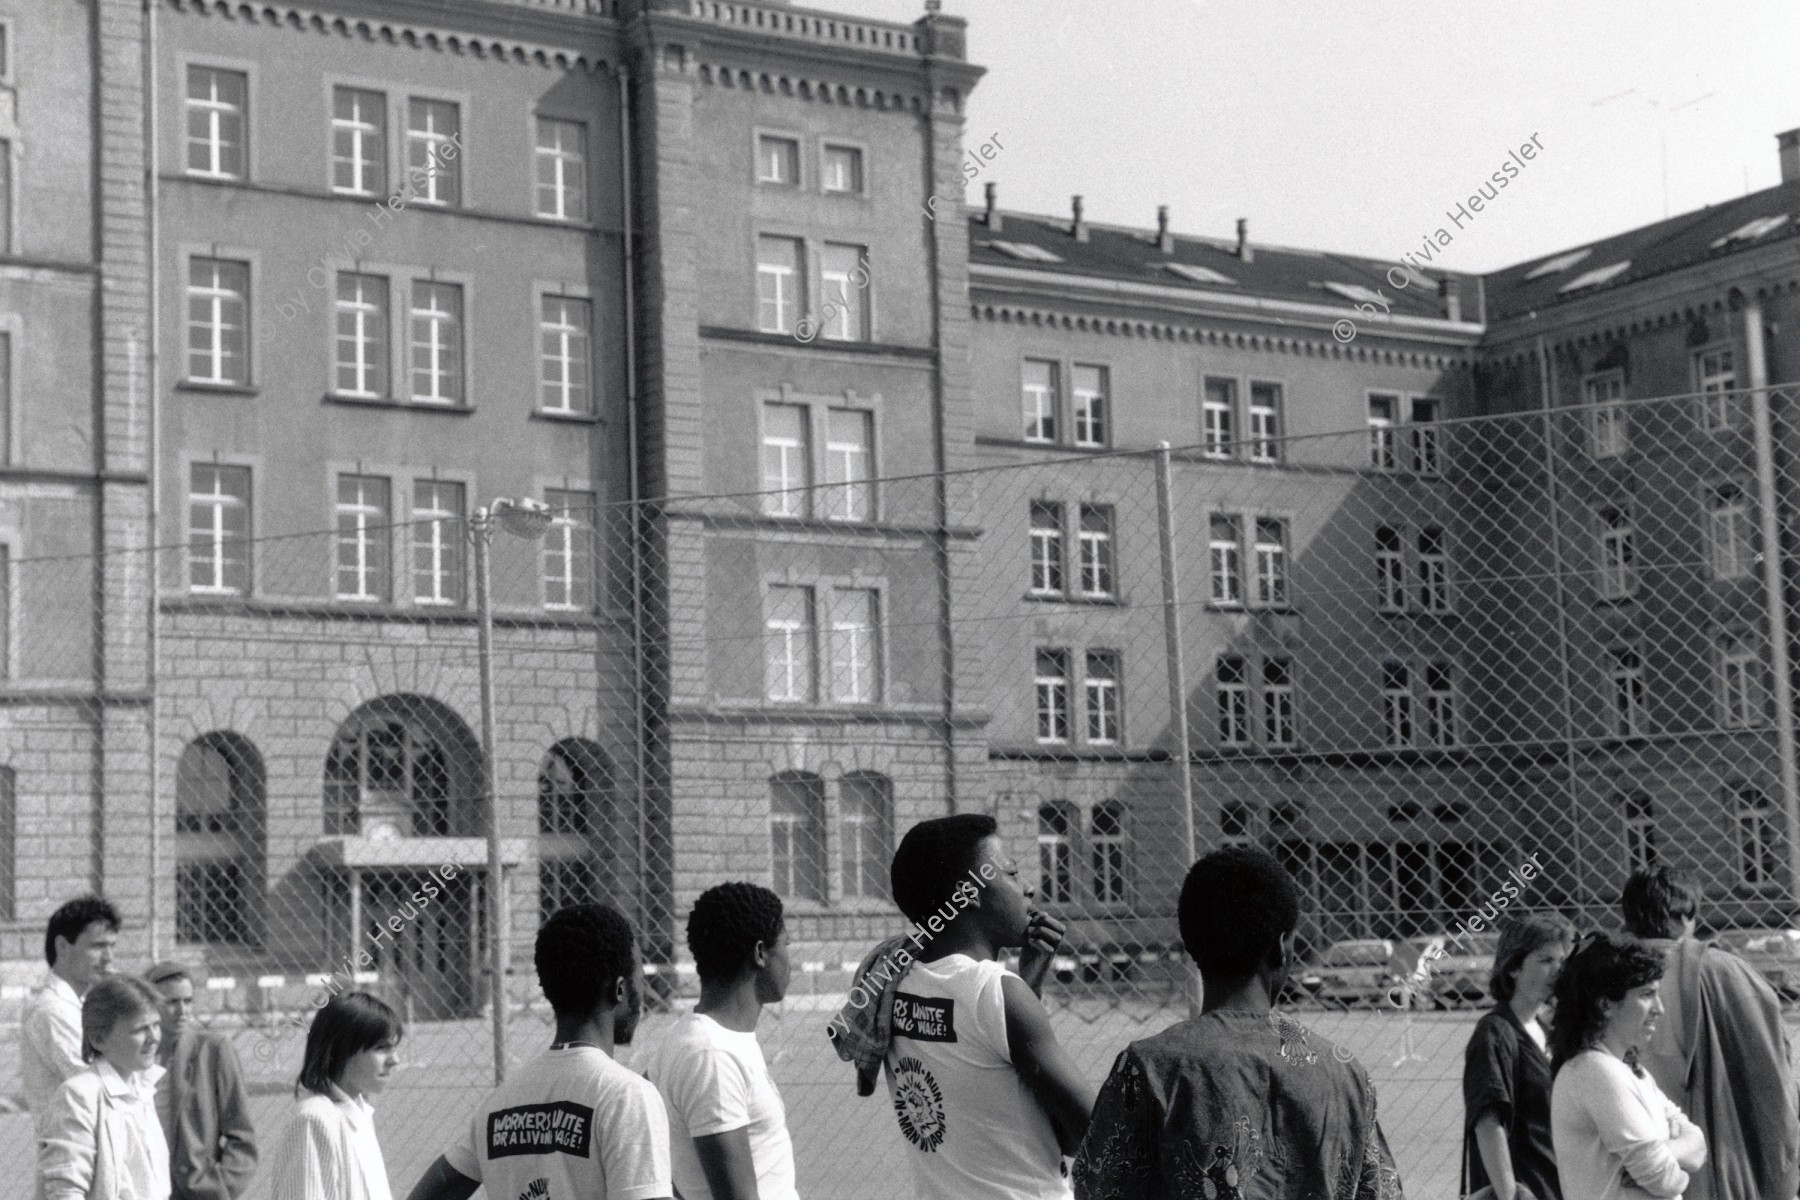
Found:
[12,836,1800,1200]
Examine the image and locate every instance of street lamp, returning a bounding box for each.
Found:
[470,496,554,1084]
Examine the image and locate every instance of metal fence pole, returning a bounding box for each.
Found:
[1153,443,1199,1016]
[472,507,508,1084]
[1742,297,1800,906]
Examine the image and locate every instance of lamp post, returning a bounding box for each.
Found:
[470,496,554,1084]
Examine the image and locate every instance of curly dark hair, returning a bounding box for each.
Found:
[1548,931,1665,1075]
[1621,866,1700,939]
[890,813,998,926]
[1178,847,1301,979]
[1489,912,1575,1005]
[536,903,637,1021]
[687,882,785,984]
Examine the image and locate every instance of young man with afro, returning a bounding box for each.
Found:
[637,882,799,1200]
[1073,847,1403,1200]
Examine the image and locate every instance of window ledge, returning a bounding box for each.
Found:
[323,393,475,415]
[1023,593,1125,608]
[530,408,601,425]
[177,381,259,397]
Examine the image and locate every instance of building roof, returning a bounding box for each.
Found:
[1478,178,1800,322]
[965,210,1471,323]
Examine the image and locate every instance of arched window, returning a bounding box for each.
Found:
[770,773,826,901]
[840,772,892,900]
[1091,801,1126,903]
[175,733,265,947]
[323,695,480,837]
[538,739,611,922]
[1037,802,1075,904]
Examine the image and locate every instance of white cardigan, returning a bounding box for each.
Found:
[39,1060,171,1200]
[1551,1049,1697,1200]
[267,1087,393,1200]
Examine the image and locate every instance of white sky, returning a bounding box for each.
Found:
[819,0,1800,272]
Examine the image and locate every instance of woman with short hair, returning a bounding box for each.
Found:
[1549,932,1705,1200]
[1462,913,1573,1200]
[39,975,171,1200]
[268,991,403,1200]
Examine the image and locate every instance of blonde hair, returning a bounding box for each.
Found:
[80,976,161,1062]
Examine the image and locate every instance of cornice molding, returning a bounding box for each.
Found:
[970,303,1473,374]
[693,61,925,113]
[164,0,622,75]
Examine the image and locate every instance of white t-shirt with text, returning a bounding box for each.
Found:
[637,1012,800,1200]
[443,1045,671,1200]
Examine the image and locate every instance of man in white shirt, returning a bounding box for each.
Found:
[638,882,798,1200]
[24,896,120,1199]
[881,813,1095,1200]
[402,902,672,1200]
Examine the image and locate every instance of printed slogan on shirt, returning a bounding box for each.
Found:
[486,1101,595,1159]
[892,992,957,1042]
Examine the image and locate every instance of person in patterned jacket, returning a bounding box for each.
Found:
[1073,847,1405,1200]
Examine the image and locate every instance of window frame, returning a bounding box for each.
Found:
[819,140,869,198]
[1376,525,1406,613]
[1381,659,1413,748]
[754,130,803,188]
[1090,801,1128,904]
[1208,513,1243,608]
[1216,654,1251,747]
[1022,358,1060,444]
[1202,376,1236,460]
[1251,514,1290,609]
[187,462,253,596]
[332,472,392,603]
[328,83,389,199]
[537,291,595,416]
[1718,632,1767,730]
[533,114,590,223]
[183,60,252,182]
[764,582,818,704]
[1608,647,1647,739]
[1409,396,1443,476]
[1367,391,1400,471]
[1584,371,1628,459]
[407,277,467,407]
[1262,656,1297,748]
[1084,648,1122,745]
[333,271,391,400]
[1622,791,1657,872]
[408,477,467,608]
[1732,784,1781,889]
[185,254,253,387]
[1706,481,1756,582]
[755,233,805,335]
[1027,500,1066,597]
[819,241,871,343]
[1076,502,1116,600]
[824,584,883,706]
[541,486,598,613]
[1247,380,1283,464]
[1596,505,1637,600]
[1071,363,1110,450]
[1694,343,1741,433]
[1034,647,1072,744]
[403,93,464,209]
[1423,660,1458,747]
[1417,526,1452,613]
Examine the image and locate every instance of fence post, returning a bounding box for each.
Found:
[472,508,508,1085]
[1153,444,1199,1017]
[1742,296,1800,906]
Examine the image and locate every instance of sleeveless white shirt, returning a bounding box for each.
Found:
[882,953,1071,1200]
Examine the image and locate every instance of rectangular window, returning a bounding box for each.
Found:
[1034,648,1070,743]
[1368,393,1399,470]
[187,464,251,594]
[1209,514,1242,606]
[534,117,587,221]
[1216,655,1250,746]
[1382,660,1412,747]
[761,402,810,518]
[1424,662,1457,747]
[1091,805,1126,903]
[187,258,249,385]
[1072,365,1109,448]
[1410,397,1442,475]
[1610,648,1646,738]
[0,765,12,920]
[539,296,592,414]
[334,274,389,398]
[820,243,868,342]
[1248,382,1281,463]
[1376,526,1405,612]
[765,585,816,702]
[822,144,863,194]
[1263,657,1296,747]
[334,475,391,602]
[1696,346,1740,432]
[827,588,880,704]
[1202,377,1235,458]
[1719,635,1766,729]
[1029,501,1065,596]
[1077,504,1115,599]
[186,66,247,179]
[756,236,803,334]
[0,331,10,465]
[409,281,464,404]
[1085,650,1121,744]
[1022,360,1058,443]
[331,87,386,196]
[1038,806,1073,903]
[405,98,460,206]
[410,480,465,607]
[1418,527,1451,613]
[0,139,11,256]
[543,489,595,612]
[1623,793,1657,872]
[1597,507,1636,599]
[822,408,874,522]
[1254,517,1288,607]
[0,545,7,682]
[1708,484,1755,581]
[757,134,799,185]
[1586,372,1627,458]
[1735,786,1780,888]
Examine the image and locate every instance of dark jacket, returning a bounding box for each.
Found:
[1462,1005,1560,1200]
[156,1029,258,1200]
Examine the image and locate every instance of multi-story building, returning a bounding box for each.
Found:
[5,0,1800,999]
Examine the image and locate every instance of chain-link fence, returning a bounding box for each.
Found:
[4,385,1800,1197]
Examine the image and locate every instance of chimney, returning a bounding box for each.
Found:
[1236,217,1253,262]
[984,181,1000,231]
[1439,277,1462,322]
[1071,195,1088,242]
[1156,206,1174,254]
[1780,129,1800,184]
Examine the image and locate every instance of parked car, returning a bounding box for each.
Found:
[1297,939,1399,1007]
[1395,931,1500,1008]
[1712,927,1800,1000]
